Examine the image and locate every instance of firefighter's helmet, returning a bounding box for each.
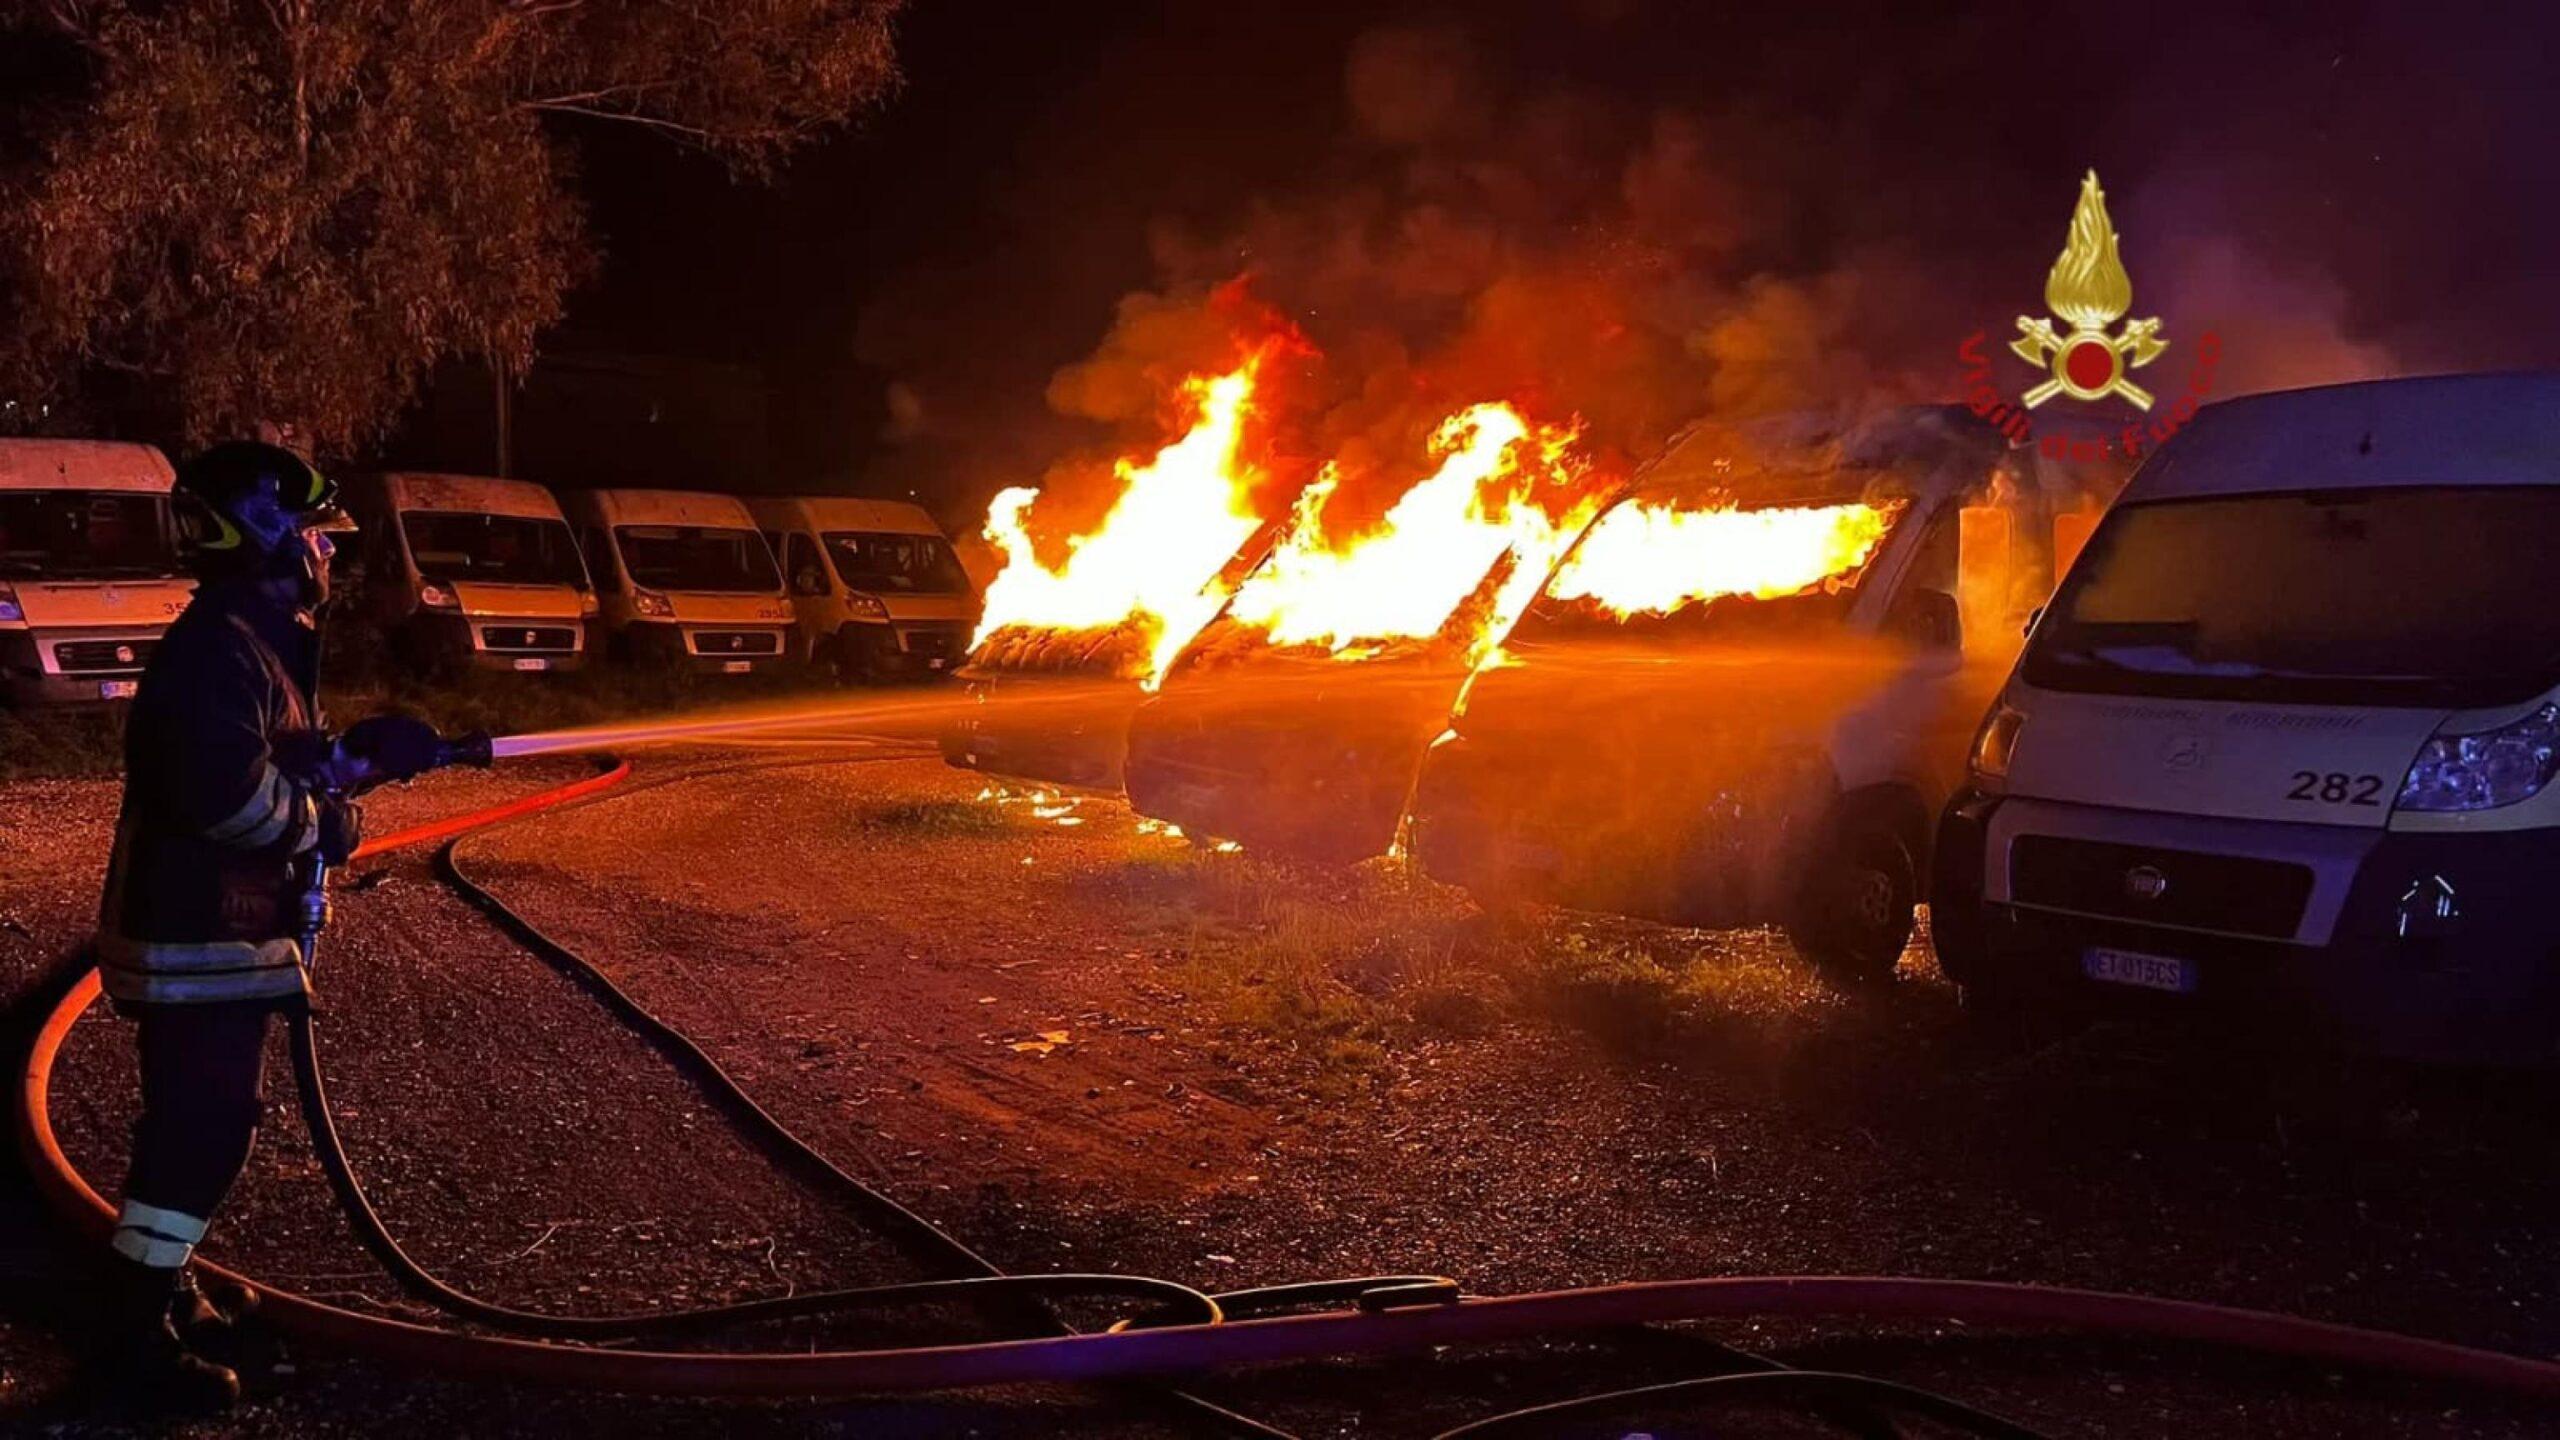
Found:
[170,441,352,578]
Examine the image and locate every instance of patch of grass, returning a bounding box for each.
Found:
[1101,846,1506,1078]
[856,799,1013,836]
[0,705,125,781]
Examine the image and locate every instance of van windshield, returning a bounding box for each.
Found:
[0,491,177,579]
[822,531,969,594]
[614,525,780,594]
[402,511,588,588]
[2026,486,2560,706]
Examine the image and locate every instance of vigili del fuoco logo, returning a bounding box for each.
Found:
[1959,170,2222,462]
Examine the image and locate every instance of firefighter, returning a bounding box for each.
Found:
[92,441,441,1410]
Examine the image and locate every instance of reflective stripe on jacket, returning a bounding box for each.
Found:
[98,584,326,1008]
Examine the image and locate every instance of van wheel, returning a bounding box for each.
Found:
[829,628,882,687]
[1786,813,1918,986]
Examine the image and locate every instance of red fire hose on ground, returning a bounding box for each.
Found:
[17,755,2560,1430]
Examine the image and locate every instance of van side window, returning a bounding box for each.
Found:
[580,525,619,587]
[783,533,829,596]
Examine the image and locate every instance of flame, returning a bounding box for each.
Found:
[1543,499,1895,619]
[970,359,1270,685]
[1224,404,1599,662]
[2043,169,2133,331]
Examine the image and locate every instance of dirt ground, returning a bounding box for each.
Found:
[2,746,2556,1437]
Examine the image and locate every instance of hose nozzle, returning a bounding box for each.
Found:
[436,730,495,771]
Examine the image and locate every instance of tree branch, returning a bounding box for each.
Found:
[520,100,721,143]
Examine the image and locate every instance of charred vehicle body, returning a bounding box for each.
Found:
[1411,408,2013,980]
[943,523,1280,793]
[1124,606,1503,865]
[1934,374,2560,1062]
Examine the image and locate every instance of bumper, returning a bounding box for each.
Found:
[619,620,798,673]
[940,673,1135,791]
[406,613,590,673]
[849,620,971,677]
[1126,745,1412,863]
[1938,791,2560,1065]
[0,627,155,704]
[1410,734,1829,927]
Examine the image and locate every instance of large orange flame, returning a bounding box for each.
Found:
[970,359,1270,685]
[1544,499,1896,619]
[1225,403,1599,663]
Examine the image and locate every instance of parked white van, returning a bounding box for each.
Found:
[747,496,978,683]
[350,472,596,675]
[1933,374,2560,1062]
[0,440,192,704]
[560,489,797,674]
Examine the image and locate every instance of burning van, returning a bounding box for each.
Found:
[1409,408,2016,982]
[0,439,192,705]
[349,472,597,676]
[560,488,798,674]
[1124,403,1598,862]
[942,524,1280,792]
[942,357,1288,792]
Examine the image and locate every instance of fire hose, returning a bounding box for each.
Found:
[18,750,2560,1436]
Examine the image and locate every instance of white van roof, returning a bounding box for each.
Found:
[0,439,174,493]
[382,472,565,521]
[569,488,759,529]
[748,495,946,538]
[2126,372,2560,503]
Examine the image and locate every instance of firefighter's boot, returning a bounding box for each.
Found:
[100,1257,241,1414]
[172,1267,262,1368]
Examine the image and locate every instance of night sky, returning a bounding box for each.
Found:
[555,0,2560,519]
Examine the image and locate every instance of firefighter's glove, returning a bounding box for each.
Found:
[317,797,364,865]
[340,714,445,787]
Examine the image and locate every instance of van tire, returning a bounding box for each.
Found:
[829,627,884,686]
[1786,808,1919,987]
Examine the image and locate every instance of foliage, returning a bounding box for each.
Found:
[0,0,904,451]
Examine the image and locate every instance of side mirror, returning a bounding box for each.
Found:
[794,567,828,597]
[1896,587,1962,652]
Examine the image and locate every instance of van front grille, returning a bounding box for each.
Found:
[54,639,155,673]
[480,625,578,653]
[691,629,782,656]
[2009,835,2313,940]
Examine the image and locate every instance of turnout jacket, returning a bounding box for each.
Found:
[97,584,330,1006]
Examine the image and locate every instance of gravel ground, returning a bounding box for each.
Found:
[3,747,2556,1436]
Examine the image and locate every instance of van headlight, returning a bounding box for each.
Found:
[1969,701,2026,781]
[418,582,457,609]
[2397,703,2560,812]
[632,591,675,618]
[847,593,889,622]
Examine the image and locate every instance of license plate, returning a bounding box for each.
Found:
[98,679,138,700]
[2083,946,2197,994]
[722,660,751,674]
[511,657,549,672]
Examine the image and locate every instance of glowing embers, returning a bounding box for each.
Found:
[1543,499,1897,619]
[969,359,1272,687]
[1224,404,1597,663]
[974,783,1090,828]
